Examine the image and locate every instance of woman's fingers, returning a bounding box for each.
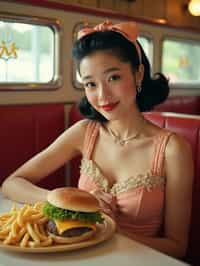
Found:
[90,189,117,216]
[90,189,114,204]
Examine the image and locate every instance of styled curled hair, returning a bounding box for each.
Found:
[72,31,170,122]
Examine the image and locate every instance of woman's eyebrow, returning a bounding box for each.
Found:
[103,67,120,74]
[82,67,120,81]
[82,75,93,81]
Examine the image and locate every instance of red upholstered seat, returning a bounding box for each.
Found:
[154,96,200,115]
[0,104,66,189]
[68,103,200,266]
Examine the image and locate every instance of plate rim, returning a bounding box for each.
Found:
[0,214,116,253]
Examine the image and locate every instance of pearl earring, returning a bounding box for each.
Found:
[137,84,142,93]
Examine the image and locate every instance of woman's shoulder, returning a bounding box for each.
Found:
[66,119,90,140]
[163,130,193,177]
[164,130,192,157]
[72,118,90,130]
[148,123,192,163]
[67,119,100,149]
[70,118,96,130]
[70,119,100,134]
[163,130,194,196]
[151,124,190,151]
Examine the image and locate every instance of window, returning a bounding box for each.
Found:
[162,38,200,87]
[138,36,153,67]
[0,15,61,90]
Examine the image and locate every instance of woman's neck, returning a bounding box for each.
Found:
[106,107,145,140]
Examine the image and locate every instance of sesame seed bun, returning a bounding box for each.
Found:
[47,187,100,212]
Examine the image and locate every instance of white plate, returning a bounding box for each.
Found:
[0,214,116,253]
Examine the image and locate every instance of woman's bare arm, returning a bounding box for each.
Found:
[126,134,194,258]
[2,120,89,204]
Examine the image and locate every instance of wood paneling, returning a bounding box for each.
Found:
[124,0,143,17]
[143,0,166,19]
[166,0,200,28]
[99,0,114,10]
[47,0,200,29]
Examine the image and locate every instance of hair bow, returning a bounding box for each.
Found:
[77,21,142,64]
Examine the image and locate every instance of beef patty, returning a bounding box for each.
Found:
[46,220,92,237]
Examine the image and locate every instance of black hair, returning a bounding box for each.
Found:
[72,30,170,122]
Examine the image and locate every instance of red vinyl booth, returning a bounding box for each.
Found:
[68,103,200,266]
[0,104,66,189]
[154,96,200,115]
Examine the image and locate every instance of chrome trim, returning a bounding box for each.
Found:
[170,82,200,90]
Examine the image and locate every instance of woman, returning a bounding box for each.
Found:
[2,21,193,259]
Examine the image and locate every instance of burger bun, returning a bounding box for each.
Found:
[47,187,100,212]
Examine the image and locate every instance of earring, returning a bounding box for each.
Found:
[137,84,142,93]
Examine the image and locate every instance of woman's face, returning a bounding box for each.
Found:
[79,50,140,121]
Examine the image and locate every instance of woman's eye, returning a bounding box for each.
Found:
[109,74,121,81]
[84,82,96,89]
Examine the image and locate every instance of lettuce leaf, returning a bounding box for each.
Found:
[43,202,104,223]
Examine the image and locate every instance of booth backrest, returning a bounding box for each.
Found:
[0,104,66,189]
[68,104,200,266]
[154,96,200,115]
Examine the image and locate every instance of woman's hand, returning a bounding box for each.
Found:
[90,189,117,220]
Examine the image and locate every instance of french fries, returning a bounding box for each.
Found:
[0,202,53,248]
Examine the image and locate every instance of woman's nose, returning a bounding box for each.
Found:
[98,83,110,100]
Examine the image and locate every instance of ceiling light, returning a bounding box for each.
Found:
[188,0,200,16]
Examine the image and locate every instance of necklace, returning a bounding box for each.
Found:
[107,120,144,146]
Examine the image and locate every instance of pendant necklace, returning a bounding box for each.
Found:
[107,120,145,146]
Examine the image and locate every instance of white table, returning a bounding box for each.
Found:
[0,191,189,266]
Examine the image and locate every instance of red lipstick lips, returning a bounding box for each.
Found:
[101,101,119,112]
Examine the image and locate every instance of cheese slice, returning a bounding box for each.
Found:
[54,219,96,235]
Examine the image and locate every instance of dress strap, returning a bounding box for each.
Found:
[82,121,100,159]
[151,130,174,177]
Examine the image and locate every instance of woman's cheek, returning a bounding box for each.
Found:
[85,91,97,106]
[119,83,136,99]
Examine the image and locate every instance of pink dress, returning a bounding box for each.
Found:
[78,121,173,238]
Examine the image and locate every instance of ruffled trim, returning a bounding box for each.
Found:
[80,158,165,195]
[111,173,165,194]
[80,158,109,193]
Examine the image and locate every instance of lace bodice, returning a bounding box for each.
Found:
[80,157,165,195]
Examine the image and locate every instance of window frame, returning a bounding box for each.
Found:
[138,31,154,70]
[0,12,62,91]
[161,35,200,90]
[71,21,89,91]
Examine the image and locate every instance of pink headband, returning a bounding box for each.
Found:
[77,20,142,64]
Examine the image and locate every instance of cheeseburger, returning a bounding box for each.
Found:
[43,187,104,244]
